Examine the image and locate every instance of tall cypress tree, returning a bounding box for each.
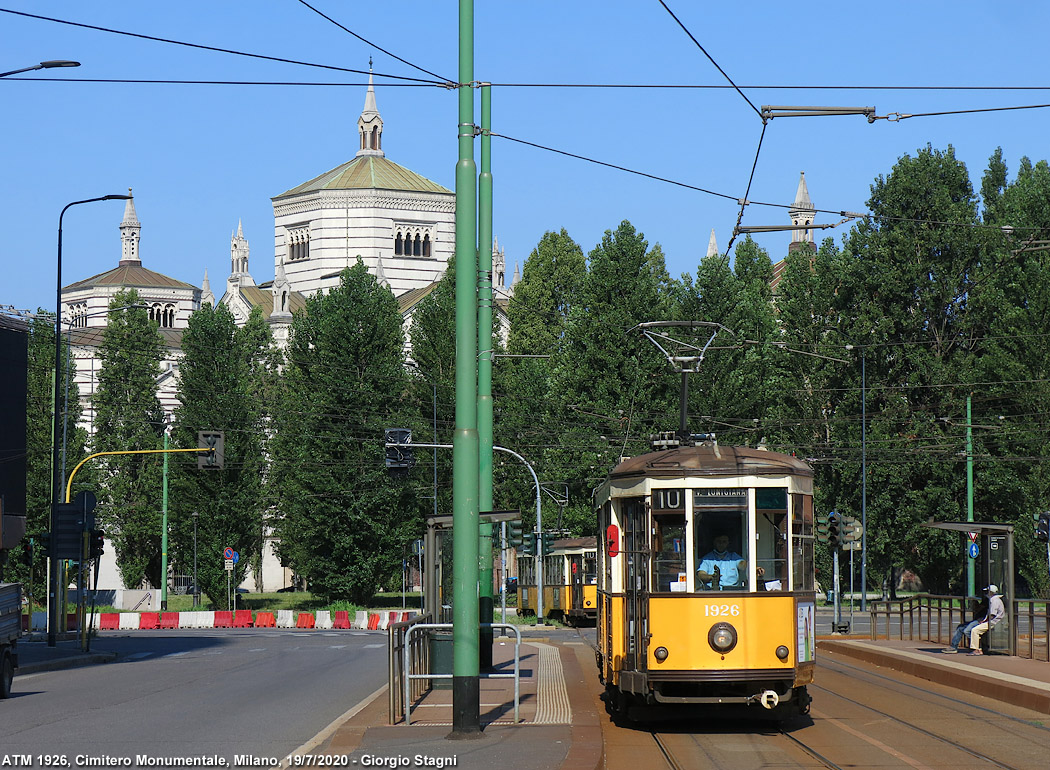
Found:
[93,290,166,589]
[169,303,268,608]
[270,263,415,603]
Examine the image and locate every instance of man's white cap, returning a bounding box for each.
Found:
[985,584,998,594]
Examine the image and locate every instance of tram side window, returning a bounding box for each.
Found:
[651,514,686,592]
[517,555,535,587]
[545,555,562,586]
[693,489,749,591]
[584,551,597,585]
[791,493,815,591]
[756,488,788,590]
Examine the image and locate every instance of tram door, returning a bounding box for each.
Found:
[570,555,584,610]
[622,498,648,669]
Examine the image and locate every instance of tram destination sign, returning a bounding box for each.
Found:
[693,489,747,507]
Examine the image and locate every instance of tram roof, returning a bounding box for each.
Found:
[607,444,813,481]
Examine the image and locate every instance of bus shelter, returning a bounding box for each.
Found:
[923,521,1015,655]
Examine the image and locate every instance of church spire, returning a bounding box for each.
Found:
[789,171,815,252]
[201,269,214,308]
[119,188,141,266]
[231,220,250,277]
[706,228,719,258]
[271,258,292,320]
[356,59,384,158]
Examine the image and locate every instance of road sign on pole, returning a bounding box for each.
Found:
[223,547,234,559]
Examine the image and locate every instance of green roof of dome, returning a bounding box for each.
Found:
[274,155,452,199]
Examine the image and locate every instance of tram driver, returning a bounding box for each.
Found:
[696,533,748,590]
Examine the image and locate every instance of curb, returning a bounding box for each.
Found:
[16,651,118,675]
[818,639,1050,715]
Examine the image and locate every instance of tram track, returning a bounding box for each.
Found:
[821,653,1050,734]
[811,682,1029,770]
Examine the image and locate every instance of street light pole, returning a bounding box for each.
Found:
[49,194,130,647]
[406,363,439,618]
[192,511,199,608]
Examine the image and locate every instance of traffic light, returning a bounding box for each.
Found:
[816,518,830,543]
[842,515,863,543]
[34,532,50,558]
[508,520,524,548]
[383,428,414,471]
[1036,512,1050,543]
[197,430,225,470]
[520,532,536,556]
[827,512,840,548]
[89,529,105,559]
[540,532,554,555]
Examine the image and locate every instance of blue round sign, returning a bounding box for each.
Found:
[232,551,240,564]
[967,542,980,559]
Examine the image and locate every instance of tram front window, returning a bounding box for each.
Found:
[651,514,686,592]
[694,489,749,591]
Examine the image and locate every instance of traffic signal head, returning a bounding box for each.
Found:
[520,532,536,556]
[1036,512,1050,543]
[827,512,840,547]
[89,529,105,559]
[383,428,414,471]
[816,518,830,543]
[508,520,524,548]
[541,532,554,554]
[198,430,225,470]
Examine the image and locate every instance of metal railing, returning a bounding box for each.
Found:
[398,622,522,726]
[868,594,1048,660]
[388,612,432,724]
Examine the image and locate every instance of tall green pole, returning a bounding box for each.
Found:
[477,82,494,671]
[451,0,481,737]
[966,393,975,597]
[161,427,169,611]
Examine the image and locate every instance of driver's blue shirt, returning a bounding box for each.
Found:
[698,550,743,588]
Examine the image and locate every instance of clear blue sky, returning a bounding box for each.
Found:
[3,2,1048,314]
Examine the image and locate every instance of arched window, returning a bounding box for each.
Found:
[413,234,422,257]
[164,304,176,328]
[422,234,431,257]
[395,232,403,256]
[371,125,380,151]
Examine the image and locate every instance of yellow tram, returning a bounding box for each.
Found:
[596,435,816,719]
[517,537,599,625]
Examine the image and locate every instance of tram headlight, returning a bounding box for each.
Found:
[776,645,790,661]
[654,646,669,662]
[708,622,738,654]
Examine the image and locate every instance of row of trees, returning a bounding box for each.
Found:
[8,143,1049,604]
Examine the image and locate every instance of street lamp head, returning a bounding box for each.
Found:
[102,194,132,201]
[39,60,81,69]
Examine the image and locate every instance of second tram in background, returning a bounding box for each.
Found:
[596,432,816,720]
[517,537,598,626]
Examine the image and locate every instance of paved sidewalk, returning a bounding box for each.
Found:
[819,637,1050,714]
[308,635,602,770]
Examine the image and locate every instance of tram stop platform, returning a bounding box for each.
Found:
[818,637,1050,714]
[310,633,604,770]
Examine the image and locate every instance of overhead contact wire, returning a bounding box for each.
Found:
[657,0,762,119]
[294,0,452,84]
[0,7,444,84]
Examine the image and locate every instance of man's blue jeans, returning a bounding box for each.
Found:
[951,619,980,649]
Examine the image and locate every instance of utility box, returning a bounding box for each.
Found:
[429,631,453,690]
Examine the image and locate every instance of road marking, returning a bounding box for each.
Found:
[329,645,347,649]
[127,652,151,660]
[812,708,936,770]
[362,643,384,649]
[279,685,386,769]
[161,651,189,658]
[249,648,266,652]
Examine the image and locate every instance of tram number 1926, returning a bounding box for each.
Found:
[704,604,741,617]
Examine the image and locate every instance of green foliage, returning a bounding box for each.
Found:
[92,291,166,589]
[11,313,89,596]
[168,303,269,610]
[270,262,418,604]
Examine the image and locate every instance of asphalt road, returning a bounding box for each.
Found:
[5,629,389,764]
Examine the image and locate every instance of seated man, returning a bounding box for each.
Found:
[945,584,1005,655]
[697,534,747,589]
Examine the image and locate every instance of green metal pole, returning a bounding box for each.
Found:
[451,0,481,737]
[161,427,169,611]
[966,393,975,598]
[477,82,494,670]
